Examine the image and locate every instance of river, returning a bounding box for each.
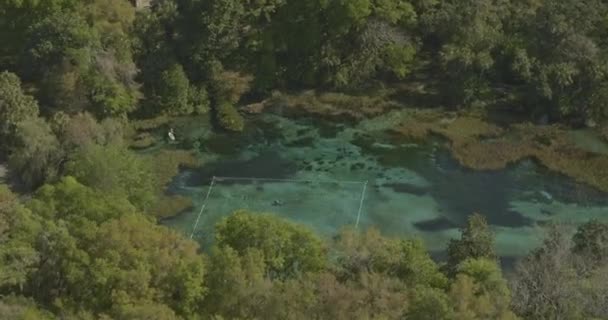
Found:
[162,110,608,262]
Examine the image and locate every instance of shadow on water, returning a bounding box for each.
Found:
[354,130,607,233]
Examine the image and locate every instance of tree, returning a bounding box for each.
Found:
[497,0,608,121]
[423,0,508,107]
[406,286,450,320]
[63,145,157,211]
[210,70,250,132]
[148,63,193,115]
[333,228,447,288]
[8,117,61,189]
[19,1,139,116]
[52,112,125,153]
[202,245,269,318]
[0,296,54,320]
[510,225,584,320]
[451,258,517,320]
[28,214,205,317]
[0,0,78,69]
[0,72,39,150]
[572,219,608,267]
[0,186,41,294]
[216,101,245,132]
[446,213,497,275]
[22,10,95,82]
[307,272,409,320]
[28,176,136,225]
[26,179,205,317]
[112,303,179,320]
[215,210,327,278]
[85,214,205,317]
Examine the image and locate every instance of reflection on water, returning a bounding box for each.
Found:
[162,111,608,260]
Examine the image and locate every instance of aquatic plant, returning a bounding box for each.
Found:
[149,150,200,188]
[144,150,200,217]
[153,195,193,219]
[394,112,608,192]
[394,111,502,141]
[265,90,398,120]
[129,132,157,149]
[131,115,172,131]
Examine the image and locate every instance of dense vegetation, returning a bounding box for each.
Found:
[2,0,608,319]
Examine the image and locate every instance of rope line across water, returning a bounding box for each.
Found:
[188,176,368,238]
[213,176,367,184]
[190,176,216,239]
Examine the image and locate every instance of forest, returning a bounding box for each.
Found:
[1,0,608,319]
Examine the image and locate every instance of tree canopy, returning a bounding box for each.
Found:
[1,0,607,319]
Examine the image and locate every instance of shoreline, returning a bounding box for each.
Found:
[141,91,608,219]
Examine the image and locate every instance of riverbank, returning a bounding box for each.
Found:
[136,88,608,221]
[128,117,203,218]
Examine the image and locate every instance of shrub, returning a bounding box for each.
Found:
[217,102,245,132]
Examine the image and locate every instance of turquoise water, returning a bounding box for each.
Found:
[162,110,608,260]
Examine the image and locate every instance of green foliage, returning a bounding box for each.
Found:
[0,0,78,69]
[84,214,205,316]
[4,1,608,318]
[64,145,157,211]
[0,186,41,293]
[144,62,210,116]
[24,178,205,318]
[86,70,139,117]
[0,72,39,149]
[425,0,507,106]
[449,273,518,320]
[153,63,191,115]
[113,303,179,320]
[11,0,139,116]
[8,117,61,188]
[0,296,54,320]
[506,0,608,121]
[450,258,517,320]
[215,210,327,278]
[52,112,125,152]
[384,43,417,79]
[456,258,514,308]
[202,245,268,318]
[407,286,450,320]
[334,228,447,288]
[372,0,417,25]
[446,213,497,275]
[28,176,135,224]
[572,219,608,266]
[188,85,211,114]
[216,101,245,132]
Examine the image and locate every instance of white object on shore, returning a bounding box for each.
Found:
[168,129,176,141]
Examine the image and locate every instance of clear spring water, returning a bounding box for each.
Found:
[162,110,608,262]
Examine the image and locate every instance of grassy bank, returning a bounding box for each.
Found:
[146,149,200,219]
[249,89,399,120]
[129,115,202,219]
